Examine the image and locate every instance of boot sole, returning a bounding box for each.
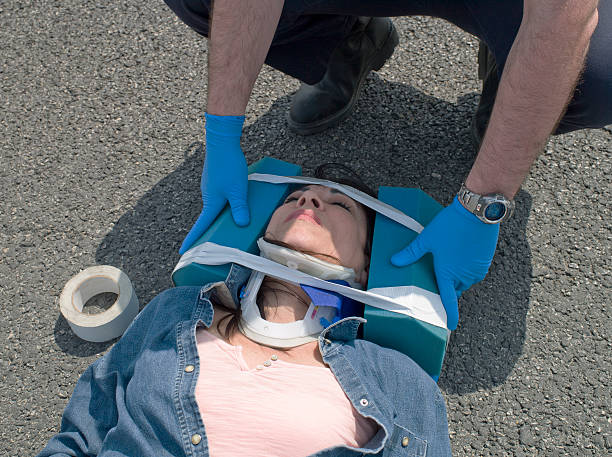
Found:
[287,21,400,136]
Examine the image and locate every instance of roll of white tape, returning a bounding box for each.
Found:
[59,265,139,342]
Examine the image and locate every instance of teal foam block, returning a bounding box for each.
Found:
[363,187,449,378]
[172,157,302,286]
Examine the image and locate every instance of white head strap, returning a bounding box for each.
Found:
[248,174,424,233]
[256,238,362,290]
[174,176,447,347]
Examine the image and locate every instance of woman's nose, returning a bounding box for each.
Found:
[298,192,322,209]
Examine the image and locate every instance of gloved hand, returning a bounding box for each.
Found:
[179,113,250,255]
[390,196,499,331]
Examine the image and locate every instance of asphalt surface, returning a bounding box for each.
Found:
[1,2,611,456]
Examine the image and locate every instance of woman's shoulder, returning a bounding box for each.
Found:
[145,285,202,312]
[346,338,440,391]
[151,285,204,306]
[124,286,205,333]
[99,286,203,358]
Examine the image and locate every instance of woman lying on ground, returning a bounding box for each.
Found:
[37,164,452,457]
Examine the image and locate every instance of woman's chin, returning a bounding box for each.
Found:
[277,228,332,255]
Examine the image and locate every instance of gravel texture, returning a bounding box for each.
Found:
[1,2,610,456]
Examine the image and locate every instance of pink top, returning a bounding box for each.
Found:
[195,328,379,457]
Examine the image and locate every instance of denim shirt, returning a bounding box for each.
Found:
[37,264,452,457]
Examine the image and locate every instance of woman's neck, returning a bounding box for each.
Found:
[257,277,311,323]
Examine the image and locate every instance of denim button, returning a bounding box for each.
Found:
[360,398,369,406]
[184,365,195,373]
[191,433,202,445]
[402,436,410,447]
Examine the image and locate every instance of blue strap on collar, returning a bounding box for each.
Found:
[300,280,364,327]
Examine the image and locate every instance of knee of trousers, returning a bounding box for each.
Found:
[556,35,612,134]
[161,0,309,39]
[556,65,612,134]
[163,0,211,37]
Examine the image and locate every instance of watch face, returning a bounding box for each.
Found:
[484,202,506,222]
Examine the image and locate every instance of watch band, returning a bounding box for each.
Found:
[456,185,482,214]
[457,183,514,224]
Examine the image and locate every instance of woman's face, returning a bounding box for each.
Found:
[265,185,370,286]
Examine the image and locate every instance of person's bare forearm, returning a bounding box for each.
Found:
[465,0,599,199]
[207,0,285,116]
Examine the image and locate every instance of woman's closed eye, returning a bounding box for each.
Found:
[333,201,351,212]
[285,194,351,212]
[284,186,353,211]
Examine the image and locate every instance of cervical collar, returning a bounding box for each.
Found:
[237,238,363,348]
[238,270,339,348]
[257,238,363,290]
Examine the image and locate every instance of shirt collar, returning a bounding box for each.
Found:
[320,316,366,342]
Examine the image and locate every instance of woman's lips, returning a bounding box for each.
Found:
[284,209,321,225]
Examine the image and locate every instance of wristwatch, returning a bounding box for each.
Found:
[457,183,514,224]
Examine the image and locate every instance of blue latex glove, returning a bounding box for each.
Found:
[179,113,250,255]
[390,196,499,331]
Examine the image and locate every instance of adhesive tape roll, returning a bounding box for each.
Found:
[60,265,139,342]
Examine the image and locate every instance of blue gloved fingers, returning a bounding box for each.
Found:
[227,190,250,227]
[178,113,249,255]
[455,281,470,298]
[435,272,459,331]
[390,234,429,267]
[179,196,226,255]
[389,196,500,331]
[204,113,249,228]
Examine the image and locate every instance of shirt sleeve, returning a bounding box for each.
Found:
[34,286,200,456]
[424,389,453,456]
[355,339,453,456]
[35,360,122,457]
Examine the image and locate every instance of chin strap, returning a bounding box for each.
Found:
[257,237,363,289]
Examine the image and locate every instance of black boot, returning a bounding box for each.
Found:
[471,41,499,149]
[288,17,399,135]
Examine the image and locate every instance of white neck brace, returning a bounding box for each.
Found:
[256,238,363,290]
[237,238,362,348]
[238,270,338,348]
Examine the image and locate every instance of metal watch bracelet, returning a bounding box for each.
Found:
[457,183,514,224]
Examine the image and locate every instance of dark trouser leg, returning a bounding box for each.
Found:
[555,1,612,133]
[161,0,434,133]
[162,0,467,84]
[303,0,612,133]
[163,0,361,84]
[469,0,612,137]
[163,0,611,132]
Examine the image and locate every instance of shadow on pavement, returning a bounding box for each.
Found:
[439,189,532,395]
[51,140,205,357]
[54,76,533,392]
[53,316,120,357]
